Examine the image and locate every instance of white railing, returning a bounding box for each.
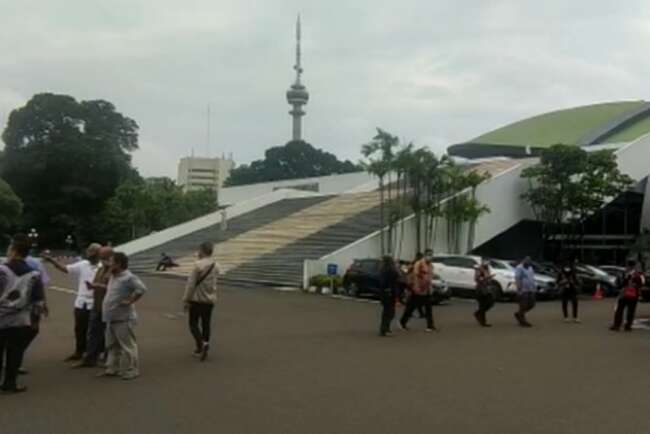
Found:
[117,188,320,256]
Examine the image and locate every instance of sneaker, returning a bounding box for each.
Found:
[64,354,83,362]
[200,342,210,362]
[425,328,434,332]
[398,321,409,331]
[121,372,140,381]
[72,361,97,369]
[0,385,27,394]
[17,368,29,375]
[96,370,120,378]
[573,318,581,324]
[192,349,202,358]
[482,323,493,328]
[563,318,571,323]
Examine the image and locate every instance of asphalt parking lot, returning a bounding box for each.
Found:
[1,273,649,434]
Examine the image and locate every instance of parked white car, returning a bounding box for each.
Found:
[432,255,558,299]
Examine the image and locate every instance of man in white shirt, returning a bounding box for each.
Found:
[44,243,101,361]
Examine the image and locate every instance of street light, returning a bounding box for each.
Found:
[65,234,74,251]
[28,228,39,250]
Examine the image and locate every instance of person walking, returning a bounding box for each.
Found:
[474,259,495,327]
[182,242,221,360]
[557,261,580,323]
[378,256,400,337]
[0,234,46,394]
[400,251,435,332]
[15,237,50,375]
[514,257,536,327]
[76,246,113,368]
[98,252,147,380]
[610,260,644,332]
[44,243,101,361]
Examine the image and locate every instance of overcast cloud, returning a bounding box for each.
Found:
[1,0,649,178]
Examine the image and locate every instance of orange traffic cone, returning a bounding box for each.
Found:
[593,284,604,300]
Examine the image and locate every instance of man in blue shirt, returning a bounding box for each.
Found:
[514,257,536,327]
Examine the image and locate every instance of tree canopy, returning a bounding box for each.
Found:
[0,178,22,238]
[521,143,633,258]
[225,140,360,186]
[1,93,139,245]
[99,177,217,245]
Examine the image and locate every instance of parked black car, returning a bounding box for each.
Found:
[342,258,451,304]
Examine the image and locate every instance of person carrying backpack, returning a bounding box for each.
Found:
[0,234,46,394]
[183,242,222,361]
[610,259,644,332]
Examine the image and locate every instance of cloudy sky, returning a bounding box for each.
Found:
[1,0,649,178]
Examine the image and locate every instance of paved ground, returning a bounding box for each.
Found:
[1,272,650,434]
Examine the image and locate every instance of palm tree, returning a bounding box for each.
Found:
[361,129,398,254]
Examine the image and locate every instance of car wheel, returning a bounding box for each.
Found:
[347,282,360,298]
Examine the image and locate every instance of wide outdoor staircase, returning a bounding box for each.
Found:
[128,196,331,272]
[221,204,382,286]
[168,192,382,286]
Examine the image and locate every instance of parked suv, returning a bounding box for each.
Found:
[433,255,558,300]
[342,258,451,304]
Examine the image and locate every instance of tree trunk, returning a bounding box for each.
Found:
[379,176,385,256]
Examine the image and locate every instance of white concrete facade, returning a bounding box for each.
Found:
[177,156,235,193]
[218,172,377,205]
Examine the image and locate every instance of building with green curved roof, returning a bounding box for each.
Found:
[448,100,650,158]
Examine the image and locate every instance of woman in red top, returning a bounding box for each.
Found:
[610,260,645,332]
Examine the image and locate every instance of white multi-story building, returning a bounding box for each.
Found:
[177,156,234,193]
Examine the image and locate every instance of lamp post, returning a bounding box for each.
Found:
[65,234,74,253]
[28,228,39,251]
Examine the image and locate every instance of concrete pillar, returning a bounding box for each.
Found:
[641,177,650,233]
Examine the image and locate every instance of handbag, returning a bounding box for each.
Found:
[195,263,216,288]
[622,286,638,299]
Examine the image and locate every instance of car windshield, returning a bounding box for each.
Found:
[584,265,608,277]
[489,260,513,270]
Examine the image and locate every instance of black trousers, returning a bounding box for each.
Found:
[561,291,579,319]
[379,291,395,335]
[401,294,434,329]
[0,327,32,389]
[84,309,105,364]
[476,293,495,317]
[74,307,91,356]
[17,325,39,369]
[613,298,638,330]
[188,302,214,349]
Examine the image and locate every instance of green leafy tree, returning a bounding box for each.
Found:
[225,140,360,186]
[0,178,23,240]
[521,144,632,259]
[101,177,218,244]
[1,93,139,246]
